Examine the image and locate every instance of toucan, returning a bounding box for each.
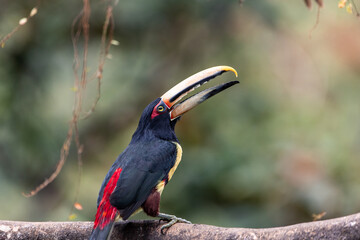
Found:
[89,66,238,240]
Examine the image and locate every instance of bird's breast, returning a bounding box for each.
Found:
[168,141,182,181]
[155,141,182,194]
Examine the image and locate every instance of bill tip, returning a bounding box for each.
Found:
[222,66,238,78]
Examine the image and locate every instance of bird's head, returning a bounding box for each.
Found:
[131,66,239,142]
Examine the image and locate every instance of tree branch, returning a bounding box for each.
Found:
[1,213,360,239]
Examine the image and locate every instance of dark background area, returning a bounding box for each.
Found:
[0,0,359,228]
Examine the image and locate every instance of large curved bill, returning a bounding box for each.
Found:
[161,66,238,109]
[170,81,239,120]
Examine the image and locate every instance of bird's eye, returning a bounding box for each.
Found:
[157,105,165,112]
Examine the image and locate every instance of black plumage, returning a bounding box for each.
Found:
[98,98,178,219]
[90,66,238,240]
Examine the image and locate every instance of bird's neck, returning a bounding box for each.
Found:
[130,127,178,144]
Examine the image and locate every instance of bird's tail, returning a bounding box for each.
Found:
[89,219,115,240]
[89,203,119,240]
[90,168,122,239]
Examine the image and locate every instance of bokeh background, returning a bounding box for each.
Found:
[1,0,360,228]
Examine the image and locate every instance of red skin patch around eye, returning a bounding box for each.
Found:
[93,168,122,230]
[151,102,162,119]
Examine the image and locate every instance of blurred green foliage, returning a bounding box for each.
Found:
[1,0,360,228]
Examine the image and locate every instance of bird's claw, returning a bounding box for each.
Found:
[158,218,167,224]
[157,213,191,234]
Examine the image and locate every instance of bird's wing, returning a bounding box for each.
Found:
[110,167,165,219]
[109,140,177,220]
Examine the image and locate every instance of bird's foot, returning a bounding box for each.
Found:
[157,212,191,234]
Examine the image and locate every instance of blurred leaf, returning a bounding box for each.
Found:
[312,212,326,221]
[338,0,347,8]
[74,202,83,211]
[68,214,77,220]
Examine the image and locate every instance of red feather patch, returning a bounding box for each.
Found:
[94,168,122,229]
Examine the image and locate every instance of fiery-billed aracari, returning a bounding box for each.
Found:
[90,66,238,240]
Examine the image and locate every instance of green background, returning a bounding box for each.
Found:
[1,0,359,228]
